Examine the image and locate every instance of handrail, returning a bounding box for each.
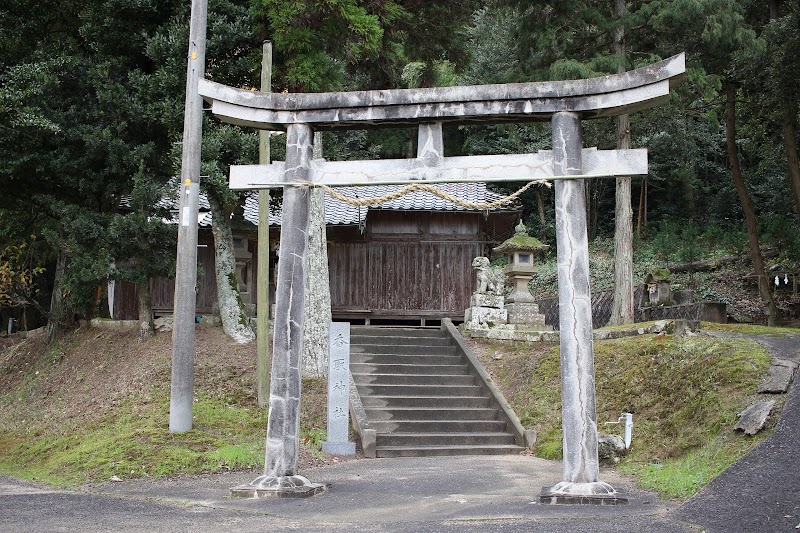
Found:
[348,372,376,458]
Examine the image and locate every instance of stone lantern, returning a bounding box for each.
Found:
[493,222,550,329]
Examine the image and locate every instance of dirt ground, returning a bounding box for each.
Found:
[0,322,343,471]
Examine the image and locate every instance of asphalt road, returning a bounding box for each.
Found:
[0,457,690,533]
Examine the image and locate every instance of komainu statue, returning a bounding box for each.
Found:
[472,256,505,296]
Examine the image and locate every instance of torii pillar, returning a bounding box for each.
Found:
[542,112,618,501]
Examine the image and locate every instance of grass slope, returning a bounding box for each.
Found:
[2,320,794,499]
[470,325,790,499]
[0,324,330,487]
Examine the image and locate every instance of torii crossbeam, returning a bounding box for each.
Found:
[198,54,685,500]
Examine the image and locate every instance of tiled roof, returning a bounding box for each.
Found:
[242,192,282,226]
[243,182,516,226]
[146,182,517,227]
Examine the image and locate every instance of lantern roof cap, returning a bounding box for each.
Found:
[493,222,549,253]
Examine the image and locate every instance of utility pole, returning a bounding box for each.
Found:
[256,41,272,408]
[169,0,208,433]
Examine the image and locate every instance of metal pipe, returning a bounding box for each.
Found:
[605,412,634,449]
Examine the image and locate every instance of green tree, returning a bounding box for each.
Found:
[0,240,45,312]
[139,0,262,342]
[738,1,800,218]
[0,0,191,339]
[637,0,778,324]
[108,177,177,340]
[252,0,389,91]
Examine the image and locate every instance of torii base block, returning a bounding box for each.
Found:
[230,475,327,499]
[540,484,629,505]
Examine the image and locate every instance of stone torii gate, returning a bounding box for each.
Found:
[198,54,685,499]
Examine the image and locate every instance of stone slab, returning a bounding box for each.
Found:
[467,320,694,343]
[757,359,798,394]
[593,329,628,340]
[321,441,356,456]
[470,294,505,308]
[734,400,775,435]
[475,328,559,343]
[506,302,548,327]
[594,320,672,340]
[464,306,507,329]
[506,293,537,305]
[673,319,700,337]
[89,318,138,330]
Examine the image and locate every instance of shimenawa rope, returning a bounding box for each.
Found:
[307,180,550,209]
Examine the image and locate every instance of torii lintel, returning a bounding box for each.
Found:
[198,54,685,131]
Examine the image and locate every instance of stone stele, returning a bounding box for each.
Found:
[322,322,356,456]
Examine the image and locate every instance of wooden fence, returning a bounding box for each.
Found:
[537,285,645,330]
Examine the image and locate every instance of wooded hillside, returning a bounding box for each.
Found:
[1,0,798,334]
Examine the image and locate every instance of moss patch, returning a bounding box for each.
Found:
[701,322,800,335]
[0,396,266,486]
[494,232,549,253]
[227,272,249,327]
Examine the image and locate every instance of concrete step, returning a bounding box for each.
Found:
[351,373,477,386]
[350,362,470,375]
[376,444,524,458]
[350,325,522,458]
[369,420,509,433]
[351,353,462,366]
[376,432,517,447]
[351,335,452,347]
[351,344,457,356]
[365,407,499,421]
[360,396,491,409]
[350,327,443,339]
[355,384,485,397]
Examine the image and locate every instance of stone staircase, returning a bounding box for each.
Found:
[349,325,526,457]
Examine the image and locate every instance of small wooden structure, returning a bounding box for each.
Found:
[113,184,519,324]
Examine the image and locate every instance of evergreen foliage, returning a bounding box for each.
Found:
[0,0,798,329]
